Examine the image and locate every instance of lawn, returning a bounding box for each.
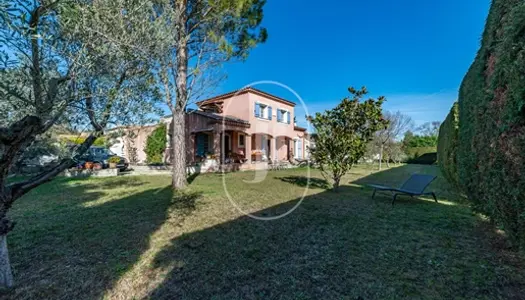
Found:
[1,164,524,299]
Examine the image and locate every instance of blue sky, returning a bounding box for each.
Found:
[213,0,491,128]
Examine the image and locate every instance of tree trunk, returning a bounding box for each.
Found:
[332,176,340,191]
[0,235,13,288]
[171,0,188,189]
[171,111,186,189]
[379,144,384,170]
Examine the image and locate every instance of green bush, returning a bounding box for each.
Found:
[145,125,167,164]
[405,147,437,165]
[458,0,525,248]
[108,156,121,164]
[403,132,438,148]
[404,146,436,162]
[437,102,460,188]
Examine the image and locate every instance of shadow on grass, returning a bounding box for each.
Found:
[277,176,330,189]
[4,166,523,299]
[186,172,200,184]
[2,178,201,300]
[144,165,524,299]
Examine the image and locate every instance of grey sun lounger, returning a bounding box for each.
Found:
[368,174,437,206]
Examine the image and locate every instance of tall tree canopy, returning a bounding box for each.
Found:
[151,0,267,188]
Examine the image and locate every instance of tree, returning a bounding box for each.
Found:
[417,121,441,137]
[0,0,160,287]
[145,125,168,164]
[308,87,387,191]
[372,111,413,169]
[384,141,406,164]
[151,0,267,189]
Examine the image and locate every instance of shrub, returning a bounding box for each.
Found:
[108,156,121,164]
[406,148,437,165]
[402,133,438,148]
[458,0,525,247]
[404,146,437,163]
[437,102,460,188]
[145,125,167,164]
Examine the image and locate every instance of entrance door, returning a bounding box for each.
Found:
[224,135,231,154]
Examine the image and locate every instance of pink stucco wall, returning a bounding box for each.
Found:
[220,92,301,139]
[116,90,309,165]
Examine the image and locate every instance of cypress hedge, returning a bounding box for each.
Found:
[437,102,459,188]
[458,0,525,247]
[405,147,437,165]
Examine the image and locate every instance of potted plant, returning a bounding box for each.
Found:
[84,161,94,169]
[108,156,121,169]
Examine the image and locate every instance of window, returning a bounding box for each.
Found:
[196,133,210,156]
[277,109,290,124]
[238,134,245,148]
[254,103,272,120]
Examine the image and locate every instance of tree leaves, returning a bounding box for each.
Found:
[308,86,387,190]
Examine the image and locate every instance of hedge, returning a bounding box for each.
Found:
[458,0,525,248]
[437,102,459,188]
[405,147,437,165]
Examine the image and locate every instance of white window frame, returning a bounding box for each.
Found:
[256,101,271,120]
[277,109,289,124]
[238,133,245,148]
[260,103,268,119]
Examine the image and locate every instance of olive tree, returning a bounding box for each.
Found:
[308,87,388,191]
[0,0,161,287]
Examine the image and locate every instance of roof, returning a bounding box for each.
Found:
[195,87,296,107]
[163,111,249,125]
[294,126,307,132]
[191,110,250,125]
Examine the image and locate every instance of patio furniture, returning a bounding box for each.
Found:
[251,150,265,162]
[368,174,437,206]
[231,151,247,163]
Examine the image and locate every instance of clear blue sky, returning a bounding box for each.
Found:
[214,0,491,128]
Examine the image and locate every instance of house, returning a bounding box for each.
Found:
[111,88,312,170]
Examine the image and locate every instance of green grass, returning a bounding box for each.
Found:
[2,164,524,299]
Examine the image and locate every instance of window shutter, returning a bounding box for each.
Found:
[277,110,282,122]
[268,106,272,120]
[255,103,260,117]
[287,112,291,124]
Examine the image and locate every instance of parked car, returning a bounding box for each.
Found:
[79,147,128,171]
